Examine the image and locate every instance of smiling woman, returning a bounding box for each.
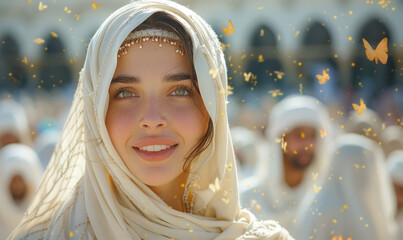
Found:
[9,1,293,239]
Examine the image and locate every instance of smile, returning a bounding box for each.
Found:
[133,136,179,162]
[138,144,175,152]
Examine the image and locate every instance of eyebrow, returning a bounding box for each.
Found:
[111,73,192,84]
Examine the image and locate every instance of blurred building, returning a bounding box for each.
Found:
[0,0,402,109]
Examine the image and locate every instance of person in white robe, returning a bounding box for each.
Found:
[0,144,43,240]
[292,134,397,240]
[240,95,333,230]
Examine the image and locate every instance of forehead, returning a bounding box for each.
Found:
[113,41,192,78]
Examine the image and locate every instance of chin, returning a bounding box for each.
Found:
[133,167,181,187]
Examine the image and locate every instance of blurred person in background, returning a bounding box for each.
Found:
[292,134,397,240]
[241,95,333,230]
[0,99,32,149]
[380,125,403,158]
[0,144,43,240]
[230,126,260,181]
[345,108,382,143]
[387,150,403,240]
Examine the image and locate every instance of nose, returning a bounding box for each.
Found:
[139,99,167,130]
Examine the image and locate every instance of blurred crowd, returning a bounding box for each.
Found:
[0,84,402,240]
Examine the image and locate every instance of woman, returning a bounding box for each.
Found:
[292,134,397,240]
[10,1,292,239]
[0,144,43,240]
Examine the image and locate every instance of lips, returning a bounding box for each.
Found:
[133,137,178,162]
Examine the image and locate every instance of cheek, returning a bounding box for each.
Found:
[105,105,136,146]
[168,104,207,139]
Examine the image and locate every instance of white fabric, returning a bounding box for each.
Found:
[230,126,260,180]
[10,1,292,239]
[0,99,31,146]
[0,144,43,240]
[292,134,397,240]
[381,126,403,157]
[240,95,331,230]
[346,108,382,141]
[387,150,403,185]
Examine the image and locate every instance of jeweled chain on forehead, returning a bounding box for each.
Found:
[117,29,185,58]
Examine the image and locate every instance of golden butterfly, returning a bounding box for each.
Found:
[314,184,322,193]
[38,1,47,11]
[316,69,329,84]
[274,70,284,79]
[269,89,283,97]
[352,98,366,115]
[92,1,101,10]
[221,20,235,36]
[362,37,388,64]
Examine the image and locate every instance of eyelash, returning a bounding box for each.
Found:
[113,85,192,100]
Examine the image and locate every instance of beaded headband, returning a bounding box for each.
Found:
[117,29,186,58]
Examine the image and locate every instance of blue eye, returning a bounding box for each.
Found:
[116,89,137,99]
[171,87,190,97]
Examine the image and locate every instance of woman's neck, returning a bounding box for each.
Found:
[148,171,189,212]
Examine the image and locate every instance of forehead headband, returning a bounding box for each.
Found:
[118,29,185,58]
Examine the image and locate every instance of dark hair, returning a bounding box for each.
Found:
[135,12,214,170]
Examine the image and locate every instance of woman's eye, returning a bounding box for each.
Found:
[116,90,137,99]
[171,88,190,97]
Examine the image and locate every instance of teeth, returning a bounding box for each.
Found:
[138,145,173,152]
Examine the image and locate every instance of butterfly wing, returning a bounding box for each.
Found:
[228,20,235,34]
[352,103,362,115]
[375,37,388,64]
[362,38,375,62]
[316,74,324,84]
[222,20,235,36]
[323,70,330,80]
[360,98,367,111]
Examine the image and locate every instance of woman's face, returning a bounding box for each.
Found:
[106,39,209,187]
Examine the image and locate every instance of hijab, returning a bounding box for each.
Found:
[10,1,292,239]
[292,134,397,240]
[0,144,43,240]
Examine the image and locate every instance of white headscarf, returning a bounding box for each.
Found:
[381,126,403,158]
[292,134,397,240]
[10,1,292,239]
[241,95,331,230]
[0,99,31,147]
[346,108,382,142]
[387,150,403,240]
[0,144,43,240]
